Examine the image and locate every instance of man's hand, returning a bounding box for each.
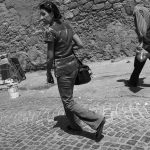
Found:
[136,42,144,51]
[136,43,148,55]
[136,41,150,58]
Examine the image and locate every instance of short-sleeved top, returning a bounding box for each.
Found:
[44,22,74,59]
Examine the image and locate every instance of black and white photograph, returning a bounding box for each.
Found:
[0,0,150,149]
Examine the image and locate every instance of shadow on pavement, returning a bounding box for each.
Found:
[53,115,104,142]
[19,83,56,91]
[117,78,145,93]
[139,77,150,87]
[140,83,150,87]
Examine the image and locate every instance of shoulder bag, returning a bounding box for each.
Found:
[73,51,92,85]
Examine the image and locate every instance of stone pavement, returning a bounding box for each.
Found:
[1,57,150,150]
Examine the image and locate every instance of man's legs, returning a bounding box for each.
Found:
[129,56,146,86]
[57,70,104,130]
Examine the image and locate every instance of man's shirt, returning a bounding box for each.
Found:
[133,4,150,38]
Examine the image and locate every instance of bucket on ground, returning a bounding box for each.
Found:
[7,82,19,99]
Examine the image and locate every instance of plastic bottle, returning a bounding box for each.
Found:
[8,82,19,99]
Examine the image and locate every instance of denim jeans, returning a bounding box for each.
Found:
[57,69,104,130]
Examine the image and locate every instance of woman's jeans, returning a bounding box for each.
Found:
[57,69,104,130]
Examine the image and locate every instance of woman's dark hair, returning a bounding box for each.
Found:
[39,1,62,20]
[124,0,136,16]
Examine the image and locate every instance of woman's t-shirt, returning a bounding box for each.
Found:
[44,22,74,59]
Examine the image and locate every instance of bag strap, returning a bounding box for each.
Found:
[72,50,83,65]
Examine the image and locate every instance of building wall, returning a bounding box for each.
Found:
[0,0,149,70]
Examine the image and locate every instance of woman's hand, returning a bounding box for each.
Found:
[47,72,54,84]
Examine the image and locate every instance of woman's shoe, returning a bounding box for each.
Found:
[95,117,106,140]
[67,125,82,132]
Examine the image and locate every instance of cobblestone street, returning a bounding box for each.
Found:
[1,57,150,150]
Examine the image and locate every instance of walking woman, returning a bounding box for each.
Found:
[39,1,105,140]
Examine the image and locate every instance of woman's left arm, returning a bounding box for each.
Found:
[47,42,54,69]
[45,27,55,83]
[47,42,54,83]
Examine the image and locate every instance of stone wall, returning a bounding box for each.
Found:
[0,0,150,70]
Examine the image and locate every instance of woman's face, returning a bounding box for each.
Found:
[124,4,134,16]
[40,9,53,25]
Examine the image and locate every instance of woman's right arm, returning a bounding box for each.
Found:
[72,34,84,49]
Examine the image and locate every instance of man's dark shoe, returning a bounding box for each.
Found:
[126,80,138,87]
[95,117,106,140]
[67,125,82,132]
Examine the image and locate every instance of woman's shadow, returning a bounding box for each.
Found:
[53,115,104,142]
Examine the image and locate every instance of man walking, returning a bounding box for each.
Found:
[125,0,150,87]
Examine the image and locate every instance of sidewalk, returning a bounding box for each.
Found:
[0,57,150,150]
